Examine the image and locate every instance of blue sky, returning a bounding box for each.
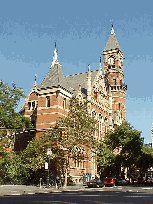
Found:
[1,0,153,143]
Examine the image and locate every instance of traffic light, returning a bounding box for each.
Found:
[64,131,67,140]
[60,131,68,140]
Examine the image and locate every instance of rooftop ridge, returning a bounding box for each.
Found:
[65,70,99,77]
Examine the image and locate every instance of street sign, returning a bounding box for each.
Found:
[45,162,48,170]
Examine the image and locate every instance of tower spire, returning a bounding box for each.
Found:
[104,24,121,51]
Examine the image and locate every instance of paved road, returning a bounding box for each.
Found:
[1,190,153,204]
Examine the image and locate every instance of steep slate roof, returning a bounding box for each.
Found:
[104,27,121,51]
[39,63,70,91]
[39,61,99,96]
[66,70,98,95]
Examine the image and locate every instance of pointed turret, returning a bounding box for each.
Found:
[104,24,121,51]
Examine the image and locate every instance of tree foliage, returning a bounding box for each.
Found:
[0,80,32,130]
[137,146,153,173]
[56,97,97,161]
[0,80,32,184]
[105,122,143,169]
[96,142,115,174]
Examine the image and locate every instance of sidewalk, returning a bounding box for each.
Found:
[0,184,90,196]
[1,184,153,196]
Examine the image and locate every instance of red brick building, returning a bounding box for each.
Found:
[20,25,127,182]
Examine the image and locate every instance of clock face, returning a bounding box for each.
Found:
[108,57,114,65]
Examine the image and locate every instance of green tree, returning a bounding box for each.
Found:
[0,80,32,184]
[56,97,97,159]
[21,131,66,184]
[55,97,97,185]
[104,122,143,178]
[137,146,153,174]
[0,80,32,130]
[96,141,115,176]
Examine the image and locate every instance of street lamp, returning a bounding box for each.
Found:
[47,147,52,188]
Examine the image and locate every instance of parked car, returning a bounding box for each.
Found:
[145,177,153,185]
[104,177,115,186]
[137,177,145,184]
[115,179,128,186]
[87,179,104,188]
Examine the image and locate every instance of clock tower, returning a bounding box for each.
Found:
[103,25,127,125]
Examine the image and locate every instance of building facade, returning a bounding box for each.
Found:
[20,26,127,182]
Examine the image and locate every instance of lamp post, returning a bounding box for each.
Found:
[47,147,52,188]
[46,129,57,188]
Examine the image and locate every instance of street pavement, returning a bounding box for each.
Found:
[1,184,153,196]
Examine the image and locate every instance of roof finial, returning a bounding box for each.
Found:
[51,43,58,68]
[100,56,101,63]
[35,74,36,82]
[111,23,115,35]
[88,64,90,71]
